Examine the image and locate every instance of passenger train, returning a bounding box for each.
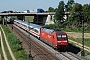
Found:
[14,20,68,49]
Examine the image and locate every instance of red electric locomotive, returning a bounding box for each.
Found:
[40,27,68,49]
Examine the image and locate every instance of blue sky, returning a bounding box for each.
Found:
[0,0,90,12]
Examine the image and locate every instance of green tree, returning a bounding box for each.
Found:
[48,7,55,12]
[54,8,57,12]
[66,0,75,12]
[67,3,82,29]
[82,4,90,23]
[54,1,65,28]
[72,3,82,13]
[88,4,90,23]
[72,3,82,23]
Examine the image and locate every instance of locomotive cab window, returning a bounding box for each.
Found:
[57,35,62,40]
[62,35,66,38]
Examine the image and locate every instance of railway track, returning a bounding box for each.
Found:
[8,24,83,60]
[8,24,59,60]
[60,52,82,60]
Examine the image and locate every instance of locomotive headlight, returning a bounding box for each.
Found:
[62,35,66,38]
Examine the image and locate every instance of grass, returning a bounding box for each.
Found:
[0,42,1,54]
[0,29,1,54]
[81,56,90,60]
[63,28,90,33]
[0,28,1,54]
[1,30,12,60]
[1,53,4,60]
[69,36,90,59]
[69,41,90,60]
[0,18,1,24]
[63,29,82,32]
[1,25,28,60]
[0,18,1,21]
[44,23,90,33]
[83,38,90,47]
[25,16,34,22]
[68,36,90,48]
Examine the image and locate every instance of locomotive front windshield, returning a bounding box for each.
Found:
[57,35,66,38]
[56,31,67,41]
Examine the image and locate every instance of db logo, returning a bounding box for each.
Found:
[48,35,51,38]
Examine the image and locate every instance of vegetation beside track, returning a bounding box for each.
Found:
[68,36,90,48]
[0,42,2,59]
[0,28,1,54]
[1,25,27,60]
[81,56,90,60]
[0,29,1,53]
[0,17,1,24]
[69,36,90,60]
[1,30,12,60]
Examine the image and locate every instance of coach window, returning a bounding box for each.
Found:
[30,27,33,30]
[24,25,26,27]
[35,29,38,33]
[28,27,31,29]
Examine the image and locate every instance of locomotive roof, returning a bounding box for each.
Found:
[41,26,65,34]
[42,26,61,31]
[56,30,66,35]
